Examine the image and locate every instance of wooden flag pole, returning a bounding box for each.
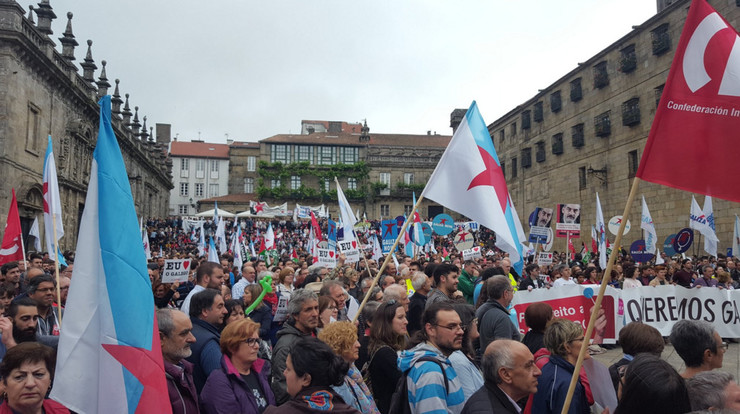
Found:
[51,214,63,328]
[352,194,426,323]
[333,177,375,288]
[560,178,641,414]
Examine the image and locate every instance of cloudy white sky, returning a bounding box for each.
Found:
[47,1,658,143]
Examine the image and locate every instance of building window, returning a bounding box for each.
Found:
[244,178,254,193]
[180,183,189,197]
[210,160,219,172]
[510,122,517,136]
[323,178,330,192]
[340,147,358,163]
[511,157,518,178]
[594,61,609,89]
[536,141,546,163]
[501,161,506,179]
[499,130,505,142]
[619,44,637,73]
[209,184,219,197]
[628,150,639,178]
[521,148,532,169]
[380,172,391,187]
[579,167,587,189]
[247,156,256,172]
[271,144,290,163]
[551,91,562,113]
[195,183,204,197]
[290,175,301,190]
[572,124,585,148]
[295,145,313,163]
[552,133,564,155]
[594,111,611,137]
[26,103,41,154]
[271,179,281,189]
[570,78,582,102]
[622,97,641,126]
[521,110,531,130]
[652,23,670,55]
[180,158,189,171]
[655,84,665,108]
[534,101,544,122]
[347,177,357,190]
[403,173,414,185]
[380,204,390,217]
[179,205,189,215]
[404,205,413,216]
[318,146,335,165]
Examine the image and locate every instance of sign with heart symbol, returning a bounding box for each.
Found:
[162,259,191,283]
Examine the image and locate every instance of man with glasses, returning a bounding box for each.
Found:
[462,339,541,414]
[398,301,466,413]
[477,275,520,353]
[670,319,727,379]
[27,275,60,339]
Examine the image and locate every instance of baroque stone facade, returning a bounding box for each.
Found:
[0,0,172,251]
[488,0,740,255]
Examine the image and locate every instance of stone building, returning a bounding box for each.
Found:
[0,0,172,251]
[169,140,230,216]
[488,0,740,255]
[209,120,452,219]
[227,140,260,196]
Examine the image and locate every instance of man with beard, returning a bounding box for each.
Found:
[271,288,319,404]
[398,301,466,413]
[180,261,225,317]
[0,297,40,359]
[158,308,199,414]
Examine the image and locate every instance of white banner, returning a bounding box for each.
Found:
[462,246,482,261]
[536,252,553,265]
[337,239,361,263]
[161,259,191,283]
[317,248,337,268]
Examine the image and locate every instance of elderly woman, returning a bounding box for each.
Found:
[264,337,359,414]
[0,342,69,414]
[318,321,379,414]
[201,318,276,413]
[531,319,591,414]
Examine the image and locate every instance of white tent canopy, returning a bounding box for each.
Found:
[236,210,277,218]
[195,208,235,218]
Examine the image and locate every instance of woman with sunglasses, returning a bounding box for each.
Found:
[201,318,276,413]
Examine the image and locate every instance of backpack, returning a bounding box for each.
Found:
[388,356,449,414]
[361,345,390,395]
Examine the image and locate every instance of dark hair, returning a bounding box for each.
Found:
[419,301,456,342]
[0,262,19,276]
[480,266,504,282]
[624,265,638,279]
[0,342,55,380]
[424,263,438,279]
[619,322,664,356]
[451,302,476,357]
[318,295,338,329]
[0,282,16,299]
[614,354,691,414]
[524,302,553,333]
[289,337,349,388]
[28,253,42,262]
[27,274,55,294]
[525,263,539,277]
[224,299,244,318]
[433,264,458,286]
[196,261,221,283]
[189,289,221,319]
[369,300,406,353]
[7,297,37,319]
[669,320,718,368]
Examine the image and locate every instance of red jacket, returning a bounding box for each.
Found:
[0,399,69,414]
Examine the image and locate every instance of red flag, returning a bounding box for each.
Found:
[0,189,24,265]
[310,211,323,242]
[636,0,740,202]
[568,237,576,254]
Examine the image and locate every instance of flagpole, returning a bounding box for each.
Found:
[352,193,426,323]
[51,214,63,328]
[333,176,375,289]
[17,201,27,272]
[561,178,641,414]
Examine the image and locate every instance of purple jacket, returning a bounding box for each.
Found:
[200,355,275,414]
[164,360,200,414]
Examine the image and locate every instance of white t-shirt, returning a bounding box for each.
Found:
[552,277,577,287]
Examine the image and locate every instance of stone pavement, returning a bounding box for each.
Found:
[590,341,740,379]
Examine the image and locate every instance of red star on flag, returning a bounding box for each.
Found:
[467,146,508,211]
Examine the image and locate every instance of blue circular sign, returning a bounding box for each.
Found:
[673,228,694,254]
[432,214,455,235]
[630,240,655,263]
[422,223,433,240]
[663,233,677,256]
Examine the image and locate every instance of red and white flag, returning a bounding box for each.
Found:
[0,189,24,265]
[43,136,64,254]
[636,0,740,202]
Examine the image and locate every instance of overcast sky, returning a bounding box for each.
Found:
[48,1,658,143]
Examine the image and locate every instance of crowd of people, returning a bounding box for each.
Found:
[1,215,739,413]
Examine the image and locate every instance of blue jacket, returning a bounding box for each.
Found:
[397,342,465,414]
[186,317,222,394]
[532,355,589,414]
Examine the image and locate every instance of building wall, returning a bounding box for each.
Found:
[228,144,260,196]
[0,1,172,251]
[488,0,740,255]
[170,156,229,216]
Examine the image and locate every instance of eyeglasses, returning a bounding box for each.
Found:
[721,341,729,351]
[435,323,465,332]
[244,338,260,347]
